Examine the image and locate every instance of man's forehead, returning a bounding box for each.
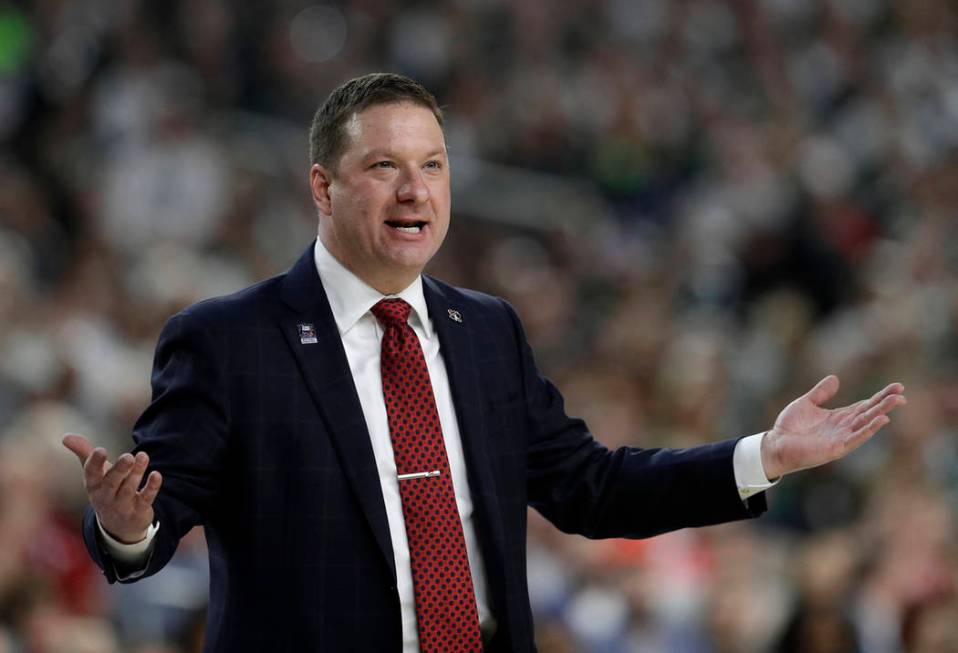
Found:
[343,102,443,143]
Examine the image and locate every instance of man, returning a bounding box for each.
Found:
[64,73,905,652]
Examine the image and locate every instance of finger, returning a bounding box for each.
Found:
[845,414,890,452]
[835,398,868,424]
[136,471,163,506]
[63,433,94,465]
[805,375,840,407]
[116,452,149,500]
[83,448,112,489]
[852,382,906,418]
[852,394,906,431]
[100,453,136,495]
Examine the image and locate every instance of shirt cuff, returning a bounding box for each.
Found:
[733,432,779,500]
[96,515,159,563]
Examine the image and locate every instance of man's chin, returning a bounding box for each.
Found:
[360,256,432,294]
[383,242,440,271]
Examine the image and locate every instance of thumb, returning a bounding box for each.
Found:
[804,375,840,407]
[62,433,94,464]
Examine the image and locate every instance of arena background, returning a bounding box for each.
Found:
[1,1,957,651]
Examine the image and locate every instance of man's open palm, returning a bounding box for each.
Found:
[761,375,906,480]
[62,434,163,544]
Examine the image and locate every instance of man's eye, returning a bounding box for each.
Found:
[372,161,395,169]
[424,161,442,170]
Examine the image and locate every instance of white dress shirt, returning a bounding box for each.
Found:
[100,236,776,650]
[309,237,495,649]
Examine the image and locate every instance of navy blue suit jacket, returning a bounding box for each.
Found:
[82,243,765,652]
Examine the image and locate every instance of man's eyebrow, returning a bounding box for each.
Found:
[362,148,447,161]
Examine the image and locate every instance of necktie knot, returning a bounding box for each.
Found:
[371,298,412,329]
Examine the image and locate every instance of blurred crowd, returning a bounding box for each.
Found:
[1,0,957,651]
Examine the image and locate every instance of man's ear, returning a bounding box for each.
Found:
[310,163,333,216]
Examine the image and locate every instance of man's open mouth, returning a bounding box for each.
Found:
[385,220,427,234]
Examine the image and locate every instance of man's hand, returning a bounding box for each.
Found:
[62,433,163,544]
[761,375,906,480]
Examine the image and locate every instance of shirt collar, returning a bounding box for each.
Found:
[312,236,433,339]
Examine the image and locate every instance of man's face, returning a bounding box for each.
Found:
[310,102,450,294]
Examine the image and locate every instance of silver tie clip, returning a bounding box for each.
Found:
[397,470,441,481]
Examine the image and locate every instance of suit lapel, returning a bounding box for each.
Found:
[277,244,395,580]
[423,277,507,576]
[274,251,508,596]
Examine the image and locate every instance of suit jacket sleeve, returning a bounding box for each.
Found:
[82,308,230,583]
[500,299,766,539]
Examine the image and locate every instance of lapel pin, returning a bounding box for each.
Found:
[298,323,318,344]
[447,308,463,323]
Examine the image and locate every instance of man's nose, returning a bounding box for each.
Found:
[396,170,429,203]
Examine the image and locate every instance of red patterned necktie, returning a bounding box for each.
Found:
[371,298,482,653]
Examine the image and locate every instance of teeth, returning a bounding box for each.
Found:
[394,225,421,233]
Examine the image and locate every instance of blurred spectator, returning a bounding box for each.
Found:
[2,0,955,650]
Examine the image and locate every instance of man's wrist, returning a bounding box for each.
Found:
[96,515,158,560]
[109,526,149,545]
[759,429,783,481]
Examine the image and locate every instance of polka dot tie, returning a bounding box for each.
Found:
[371,299,482,653]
